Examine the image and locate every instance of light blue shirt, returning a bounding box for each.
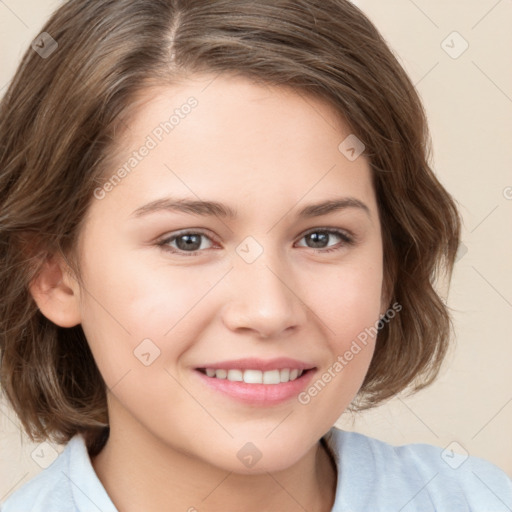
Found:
[2,427,511,511]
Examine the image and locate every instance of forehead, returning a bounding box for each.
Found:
[92,73,377,223]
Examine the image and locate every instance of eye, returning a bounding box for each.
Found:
[157,230,216,255]
[156,227,355,257]
[295,228,354,253]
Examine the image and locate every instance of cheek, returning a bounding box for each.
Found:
[304,253,383,344]
[78,248,222,383]
[298,248,382,394]
[296,263,382,425]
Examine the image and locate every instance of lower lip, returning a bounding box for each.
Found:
[194,369,316,406]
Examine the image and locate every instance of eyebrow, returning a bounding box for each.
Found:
[130,196,371,220]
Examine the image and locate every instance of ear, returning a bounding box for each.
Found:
[29,253,82,328]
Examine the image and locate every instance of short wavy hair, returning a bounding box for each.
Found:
[0,0,461,454]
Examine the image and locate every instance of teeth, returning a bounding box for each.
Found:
[227,369,243,382]
[203,368,305,384]
[243,369,263,384]
[263,369,280,384]
[215,369,227,379]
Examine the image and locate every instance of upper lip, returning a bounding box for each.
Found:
[196,357,316,372]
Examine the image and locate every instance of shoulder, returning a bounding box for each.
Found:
[325,427,512,512]
[1,438,75,512]
[0,435,116,512]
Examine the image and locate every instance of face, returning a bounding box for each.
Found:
[72,74,386,473]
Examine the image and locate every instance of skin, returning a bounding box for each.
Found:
[31,74,388,512]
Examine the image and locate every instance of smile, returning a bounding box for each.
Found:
[198,368,305,384]
[194,363,316,405]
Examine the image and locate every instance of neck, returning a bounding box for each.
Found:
[92,419,337,512]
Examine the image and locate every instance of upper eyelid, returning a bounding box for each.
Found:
[300,226,353,238]
[159,228,219,244]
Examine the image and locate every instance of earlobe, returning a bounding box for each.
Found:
[29,254,82,328]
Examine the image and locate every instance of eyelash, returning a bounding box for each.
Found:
[156,228,355,257]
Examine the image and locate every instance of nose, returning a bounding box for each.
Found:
[221,256,308,339]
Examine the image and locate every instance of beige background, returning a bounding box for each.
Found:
[1,0,511,501]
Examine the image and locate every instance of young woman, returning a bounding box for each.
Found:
[1,1,510,510]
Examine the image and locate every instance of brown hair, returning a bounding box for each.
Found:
[0,0,461,453]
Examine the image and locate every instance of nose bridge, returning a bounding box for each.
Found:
[221,241,306,337]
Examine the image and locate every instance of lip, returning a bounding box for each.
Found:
[195,357,315,372]
[193,358,317,406]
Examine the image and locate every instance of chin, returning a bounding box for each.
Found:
[198,435,316,476]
